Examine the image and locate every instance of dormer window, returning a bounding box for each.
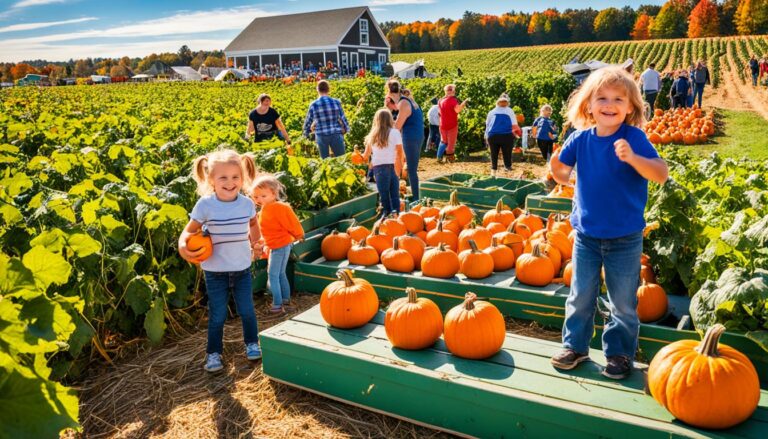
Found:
[360,19,369,46]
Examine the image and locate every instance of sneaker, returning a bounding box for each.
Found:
[268,305,284,314]
[436,157,444,164]
[204,352,224,372]
[602,356,631,380]
[490,169,497,177]
[550,349,590,370]
[504,167,513,172]
[283,301,297,312]
[246,343,262,360]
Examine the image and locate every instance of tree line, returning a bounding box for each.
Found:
[383,0,768,53]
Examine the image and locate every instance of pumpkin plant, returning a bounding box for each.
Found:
[321,230,352,261]
[421,242,460,279]
[384,287,443,350]
[444,292,505,359]
[320,269,379,329]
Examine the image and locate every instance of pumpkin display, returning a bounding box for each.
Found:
[440,190,474,227]
[396,235,425,270]
[426,221,458,252]
[384,287,443,350]
[399,211,425,234]
[458,222,492,252]
[320,269,379,329]
[482,199,515,227]
[647,324,760,429]
[421,242,460,279]
[644,106,717,146]
[516,244,555,287]
[484,221,506,235]
[187,231,213,263]
[367,223,394,255]
[636,280,668,323]
[381,238,415,273]
[515,211,544,233]
[484,237,515,272]
[444,292,506,359]
[347,237,379,266]
[493,226,525,258]
[347,220,370,242]
[459,240,495,279]
[416,198,440,219]
[321,230,352,261]
[380,215,408,237]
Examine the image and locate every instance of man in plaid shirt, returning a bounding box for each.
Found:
[303,80,350,159]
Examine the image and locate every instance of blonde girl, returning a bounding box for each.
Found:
[362,108,404,217]
[250,175,304,313]
[549,66,668,380]
[178,149,262,372]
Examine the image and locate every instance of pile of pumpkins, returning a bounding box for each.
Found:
[320,191,577,287]
[644,106,716,145]
[320,269,505,360]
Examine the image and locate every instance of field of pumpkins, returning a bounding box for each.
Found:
[644,106,717,145]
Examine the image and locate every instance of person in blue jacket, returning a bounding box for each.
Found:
[532,104,558,161]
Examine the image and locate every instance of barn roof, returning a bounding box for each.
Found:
[225,6,386,53]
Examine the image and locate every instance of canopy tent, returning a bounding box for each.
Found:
[214,68,251,81]
[391,59,434,79]
[563,58,634,84]
[170,66,202,81]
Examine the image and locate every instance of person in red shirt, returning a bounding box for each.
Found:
[436,84,469,163]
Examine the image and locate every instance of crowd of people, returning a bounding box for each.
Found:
[639,60,711,111]
[746,54,768,88]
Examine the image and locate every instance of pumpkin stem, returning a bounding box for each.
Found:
[406,287,418,303]
[372,222,381,236]
[463,292,477,310]
[449,190,460,206]
[468,239,480,253]
[336,269,355,287]
[531,243,545,258]
[359,237,368,247]
[491,236,499,247]
[506,219,517,233]
[437,242,447,252]
[330,230,339,236]
[393,237,400,250]
[696,323,726,357]
[436,220,444,232]
[495,198,504,213]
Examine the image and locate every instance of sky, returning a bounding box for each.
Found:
[0,0,666,63]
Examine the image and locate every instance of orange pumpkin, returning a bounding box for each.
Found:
[444,292,505,360]
[493,225,525,259]
[459,240,495,279]
[562,260,572,286]
[381,238,415,273]
[347,237,379,266]
[396,234,426,270]
[367,223,393,255]
[385,287,443,350]
[516,211,544,233]
[458,222,492,252]
[187,231,213,263]
[515,244,555,287]
[484,237,515,272]
[426,221,459,252]
[320,269,379,329]
[421,242,460,279]
[647,324,760,429]
[399,211,425,234]
[440,190,474,227]
[321,230,352,261]
[380,215,408,237]
[641,264,656,284]
[636,280,668,323]
[350,146,366,165]
[482,199,515,227]
[346,220,370,243]
[416,198,440,219]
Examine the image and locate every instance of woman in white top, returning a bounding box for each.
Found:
[484,93,522,177]
[363,109,405,217]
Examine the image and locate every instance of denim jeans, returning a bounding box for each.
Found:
[268,244,292,307]
[752,72,759,86]
[426,124,441,150]
[644,91,658,109]
[316,133,346,159]
[686,93,694,108]
[373,164,400,216]
[693,83,705,108]
[562,231,643,358]
[204,268,259,354]
[403,135,423,200]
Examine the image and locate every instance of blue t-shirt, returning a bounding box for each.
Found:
[190,193,256,272]
[558,124,660,239]
[533,116,557,140]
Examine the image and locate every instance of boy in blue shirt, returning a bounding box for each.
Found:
[532,104,558,161]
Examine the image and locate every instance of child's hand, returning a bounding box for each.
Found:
[178,240,205,263]
[614,139,636,163]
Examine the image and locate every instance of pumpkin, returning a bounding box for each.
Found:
[640,253,651,266]
[482,199,515,227]
[321,230,352,261]
[380,215,408,237]
[547,213,572,236]
[543,220,572,260]
[384,287,443,350]
[367,223,393,255]
[516,244,555,287]
[516,113,525,124]
[515,211,544,233]
[493,225,525,258]
[347,237,379,266]
[347,220,370,242]
[647,324,760,429]
[320,269,379,329]
[484,221,506,236]
[484,237,515,272]
[458,222,492,252]
[187,231,213,263]
[416,198,440,219]
[562,260,573,286]
[421,242,460,279]
[525,234,562,275]
[636,279,668,323]
[396,234,425,270]
[350,146,366,165]
[459,240,495,279]
[399,211,425,234]
[437,212,462,234]
[511,221,532,239]
[444,292,505,359]
[381,237,415,273]
[426,221,458,252]
[640,264,656,284]
[440,190,474,227]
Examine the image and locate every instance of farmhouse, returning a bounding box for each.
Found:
[224,6,390,75]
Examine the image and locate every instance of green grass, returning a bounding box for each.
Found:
[677,109,768,160]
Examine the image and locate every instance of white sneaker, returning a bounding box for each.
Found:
[491,170,497,177]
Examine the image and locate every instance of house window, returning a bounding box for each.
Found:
[360,19,369,46]
[341,52,348,69]
[378,53,387,65]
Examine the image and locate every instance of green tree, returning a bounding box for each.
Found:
[650,0,691,38]
[735,0,768,35]
[177,45,193,65]
[594,8,625,40]
[565,8,598,42]
[718,0,739,35]
[202,55,225,67]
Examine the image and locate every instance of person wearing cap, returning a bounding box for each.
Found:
[247,93,291,144]
[484,93,522,177]
[426,97,440,152]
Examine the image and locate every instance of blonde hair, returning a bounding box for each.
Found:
[540,104,553,115]
[365,109,394,149]
[191,149,257,196]
[251,174,286,201]
[566,66,646,130]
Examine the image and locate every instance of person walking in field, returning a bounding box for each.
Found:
[484,93,522,177]
[178,149,262,372]
[692,60,710,108]
[670,70,690,109]
[302,80,350,159]
[747,55,760,87]
[532,104,559,161]
[760,56,768,87]
[426,97,440,152]
[549,66,668,380]
[436,84,469,164]
[247,93,291,144]
[386,80,424,200]
[639,63,661,110]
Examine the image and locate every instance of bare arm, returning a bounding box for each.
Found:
[249,216,263,260]
[362,143,373,161]
[549,152,573,186]
[275,118,290,143]
[246,120,255,137]
[395,143,405,177]
[454,99,468,114]
[178,220,204,262]
[394,99,412,131]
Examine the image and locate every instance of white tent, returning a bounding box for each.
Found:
[392,59,434,79]
[171,66,202,81]
[214,68,251,81]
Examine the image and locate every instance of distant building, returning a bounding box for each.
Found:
[224,6,390,74]
[16,74,50,86]
[170,66,202,81]
[91,75,111,84]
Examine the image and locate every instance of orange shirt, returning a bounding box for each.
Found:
[258,201,304,250]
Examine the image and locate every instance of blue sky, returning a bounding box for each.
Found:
[0,0,665,62]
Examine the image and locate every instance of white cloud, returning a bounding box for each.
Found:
[369,0,436,5]
[0,17,96,33]
[12,0,69,9]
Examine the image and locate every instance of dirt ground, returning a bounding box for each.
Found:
[416,149,549,182]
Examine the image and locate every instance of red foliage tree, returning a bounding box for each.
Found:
[631,13,652,39]
[688,0,721,37]
[10,63,37,80]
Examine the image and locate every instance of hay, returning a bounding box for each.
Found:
[76,293,560,438]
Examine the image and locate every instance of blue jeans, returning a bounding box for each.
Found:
[752,72,759,86]
[268,244,292,307]
[426,124,440,151]
[643,91,658,109]
[562,231,643,359]
[373,164,400,217]
[403,135,423,201]
[316,133,345,159]
[693,83,705,108]
[686,93,694,108]
[204,268,259,354]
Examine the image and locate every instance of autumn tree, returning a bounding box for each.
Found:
[202,55,225,67]
[110,64,131,77]
[594,8,627,40]
[631,13,653,39]
[688,0,720,37]
[718,0,739,35]
[565,8,598,42]
[735,0,768,35]
[74,59,93,77]
[1,64,13,82]
[650,0,692,38]
[11,63,37,80]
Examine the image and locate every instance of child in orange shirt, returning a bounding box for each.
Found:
[250,175,304,313]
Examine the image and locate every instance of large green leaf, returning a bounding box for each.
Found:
[66,233,101,258]
[124,275,154,315]
[144,203,188,230]
[0,254,36,296]
[22,246,72,291]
